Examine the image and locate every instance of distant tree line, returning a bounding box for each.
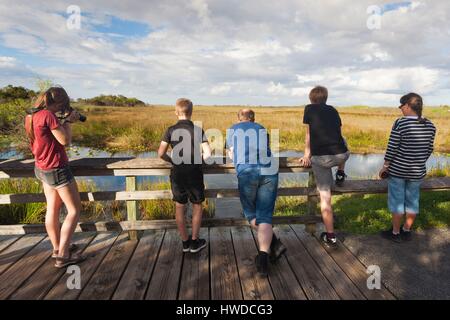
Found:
[0,85,146,107]
[0,85,38,103]
[77,95,146,107]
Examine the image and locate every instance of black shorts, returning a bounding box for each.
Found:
[34,165,74,189]
[170,166,205,204]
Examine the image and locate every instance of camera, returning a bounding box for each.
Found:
[55,106,87,124]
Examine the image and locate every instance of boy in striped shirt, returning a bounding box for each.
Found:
[379,93,436,242]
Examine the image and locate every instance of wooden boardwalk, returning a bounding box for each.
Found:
[0,225,396,300]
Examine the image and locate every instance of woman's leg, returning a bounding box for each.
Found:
[43,182,63,251]
[56,181,82,257]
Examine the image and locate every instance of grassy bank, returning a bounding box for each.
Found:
[274,191,450,234]
[2,103,449,155]
[0,178,214,224]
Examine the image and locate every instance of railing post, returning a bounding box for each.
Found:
[126,176,138,240]
[306,170,319,235]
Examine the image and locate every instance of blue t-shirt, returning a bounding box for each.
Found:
[226,121,273,175]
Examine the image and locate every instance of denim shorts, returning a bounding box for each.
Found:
[34,165,75,189]
[388,176,422,214]
[237,167,278,225]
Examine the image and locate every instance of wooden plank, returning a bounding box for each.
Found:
[112,230,165,300]
[0,235,21,253]
[126,176,138,240]
[251,228,307,300]
[275,225,340,300]
[313,231,396,300]
[0,216,322,235]
[145,229,184,300]
[178,228,210,300]
[290,225,365,300]
[44,232,119,300]
[8,233,95,300]
[0,234,45,276]
[78,233,138,300]
[306,171,319,234]
[230,226,274,300]
[0,236,53,299]
[210,227,242,300]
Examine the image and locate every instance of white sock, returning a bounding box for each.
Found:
[402,226,410,232]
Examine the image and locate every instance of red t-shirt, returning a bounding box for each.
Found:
[31,109,69,170]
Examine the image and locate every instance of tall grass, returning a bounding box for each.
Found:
[0,178,215,224]
[66,104,450,154]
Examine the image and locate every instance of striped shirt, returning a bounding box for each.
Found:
[385,116,436,180]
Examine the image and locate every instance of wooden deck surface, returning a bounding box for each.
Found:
[0,225,396,300]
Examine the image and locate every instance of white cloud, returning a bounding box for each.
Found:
[0,0,449,106]
[0,56,16,68]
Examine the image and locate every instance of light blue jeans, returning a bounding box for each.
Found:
[388,176,422,214]
[237,167,278,225]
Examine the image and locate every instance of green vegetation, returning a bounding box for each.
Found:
[274,191,450,234]
[0,85,37,103]
[0,178,214,224]
[77,95,145,107]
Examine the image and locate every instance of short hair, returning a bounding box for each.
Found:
[175,98,193,115]
[309,86,328,104]
[238,109,255,122]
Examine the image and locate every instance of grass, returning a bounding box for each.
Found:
[0,178,215,224]
[63,104,450,155]
[2,103,450,155]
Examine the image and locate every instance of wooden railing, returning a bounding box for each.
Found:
[1,157,449,238]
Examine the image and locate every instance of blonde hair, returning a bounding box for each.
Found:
[238,109,255,122]
[175,98,193,116]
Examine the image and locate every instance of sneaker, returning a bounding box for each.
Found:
[380,229,402,243]
[269,234,287,263]
[182,236,192,253]
[190,238,207,253]
[320,232,338,249]
[255,251,269,277]
[335,170,347,187]
[400,226,412,241]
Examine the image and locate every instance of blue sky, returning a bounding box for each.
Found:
[0,0,449,106]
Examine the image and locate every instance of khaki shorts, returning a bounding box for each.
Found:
[311,152,350,192]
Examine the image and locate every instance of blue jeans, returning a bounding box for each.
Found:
[237,167,278,225]
[388,176,422,214]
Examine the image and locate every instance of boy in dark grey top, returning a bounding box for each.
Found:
[158,98,211,253]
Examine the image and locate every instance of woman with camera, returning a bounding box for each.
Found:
[25,86,86,268]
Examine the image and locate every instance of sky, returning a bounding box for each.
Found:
[0,0,449,106]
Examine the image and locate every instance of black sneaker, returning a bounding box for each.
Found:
[335,170,347,187]
[255,251,269,277]
[380,229,402,243]
[190,238,207,253]
[320,232,338,249]
[269,234,287,263]
[400,226,412,241]
[182,236,192,253]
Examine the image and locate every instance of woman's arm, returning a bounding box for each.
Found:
[51,122,72,146]
[202,141,212,162]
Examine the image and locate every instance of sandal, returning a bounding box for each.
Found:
[51,243,79,259]
[54,252,87,269]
